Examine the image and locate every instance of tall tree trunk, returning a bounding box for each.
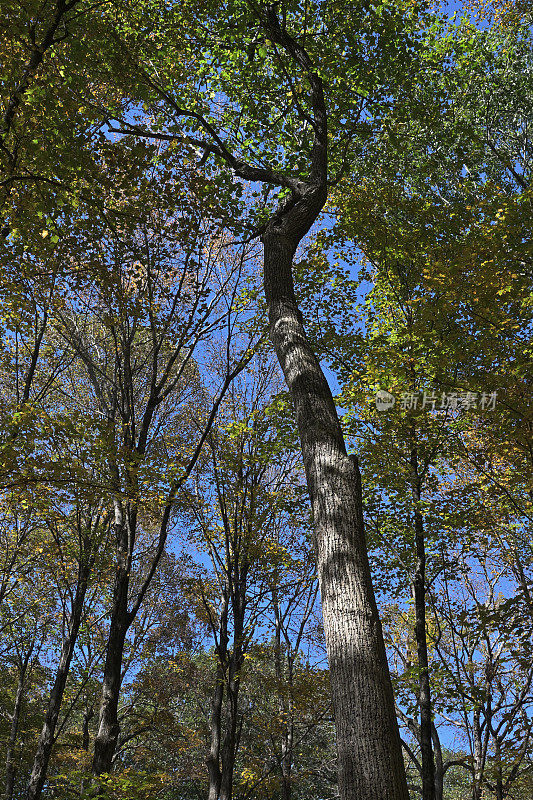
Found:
[79,704,94,800]
[207,589,229,800]
[207,586,229,800]
[219,665,241,800]
[207,665,224,800]
[494,738,503,800]
[219,581,245,800]
[205,591,243,800]
[410,448,436,800]
[5,651,30,800]
[280,731,293,800]
[93,407,224,777]
[262,199,409,800]
[280,663,294,800]
[91,589,129,775]
[91,513,131,776]
[82,704,94,753]
[432,723,444,800]
[274,593,293,800]
[472,709,484,800]
[27,570,89,800]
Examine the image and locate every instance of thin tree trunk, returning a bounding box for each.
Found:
[262,209,409,800]
[82,705,94,752]
[281,733,293,800]
[274,593,293,800]
[91,370,236,777]
[27,570,89,800]
[494,738,503,800]
[206,589,243,800]
[280,662,294,800]
[432,722,444,800]
[91,592,129,775]
[5,651,30,800]
[79,704,94,800]
[207,667,224,800]
[219,581,245,800]
[410,447,436,800]
[472,709,484,800]
[219,666,240,800]
[91,509,131,776]
[207,589,229,800]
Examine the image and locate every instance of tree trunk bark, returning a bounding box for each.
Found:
[207,668,224,800]
[91,536,131,776]
[219,582,245,800]
[472,709,484,800]
[280,668,294,800]
[410,447,436,800]
[27,571,89,800]
[262,204,409,800]
[219,666,240,800]
[432,722,444,800]
[206,586,229,800]
[92,501,134,776]
[274,593,293,800]
[82,704,94,752]
[79,704,94,800]
[5,652,30,800]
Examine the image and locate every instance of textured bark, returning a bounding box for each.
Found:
[432,723,444,800]
[274,597,294,800]
[5,652,30,800]
[91,594,129,775]
[206,627,243,800]
[262,198,409,800]
[219,665,240,800]
[410,447,436,800]
[207,591,228,800]
[27,571,89,800]
[92,505,132,776]
[207,669,224,800]
[472,707,488,800]
[207,581,245,800]
[82,705,94,752]
[494,739,503,800]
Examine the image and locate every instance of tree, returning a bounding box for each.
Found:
[182,356,315,800]
[1,131,255,798]
[44,144,257,783]
[296,11,533,795]
[94,2,433,795]
[429,538,533,800]
[2,2,531,799]
[27,500,109,800]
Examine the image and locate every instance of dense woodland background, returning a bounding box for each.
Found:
[0,0,532,798]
